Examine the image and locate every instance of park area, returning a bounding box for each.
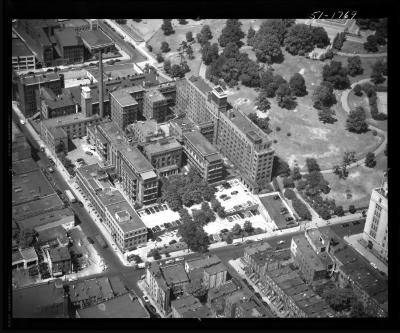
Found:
[340,40,387,55]
[226,50,382,171]
[322,150,387,209]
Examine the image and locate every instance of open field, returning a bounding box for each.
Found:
[322,151,387,209]
[340,40,387,55]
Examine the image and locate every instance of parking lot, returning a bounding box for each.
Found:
[68,137,104,168]
[258,193,297,230]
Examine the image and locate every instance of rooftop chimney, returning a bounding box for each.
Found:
[99,51,104,118]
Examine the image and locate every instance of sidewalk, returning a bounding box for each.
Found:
[137,279,168,318]
[228,259,283,318]
[344,233,388,275]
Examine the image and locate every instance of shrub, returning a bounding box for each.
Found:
[372,130,378,136]
[284,188,296,200]
[349,205,356,214]
[287,132,291,137]
[276,126,281,132]
[273,139,278,144]
[353,84,362,96]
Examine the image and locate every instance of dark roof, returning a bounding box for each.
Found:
[108,276,128,296]
[17,207,74,231]
[188,76,212,95]
[161,264,189,285]
[20,73,61,86]
[12,38,34,57]
[292,235,326,271]
[184,131,220,157]
[13,282,67,318]
[12,158,39,175]
[54,28,81,48]
[76,293,149,318]
[208,280,240,302]
[80,29,113,48]
[171,295,202,315]
[49,246,71,262]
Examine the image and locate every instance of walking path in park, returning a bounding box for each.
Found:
[335,51,387,58]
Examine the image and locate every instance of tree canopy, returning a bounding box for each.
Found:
[322,61,350,90]
[312,82,337,109]
[218,19,245,47]
[289,73,307,97]
[346,106,368,133]
[161,19,174,36]
[347,56,363,77]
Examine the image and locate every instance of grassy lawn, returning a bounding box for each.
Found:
[333,54,387,84]
[322,151,387,209]
[341,40,387,55]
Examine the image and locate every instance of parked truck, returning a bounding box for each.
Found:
[95,234,108,248]
[65,190,76,203]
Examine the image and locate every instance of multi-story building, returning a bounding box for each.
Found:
[17,73,64,117]
[183,131,224,184]
[169,116,196,142]
[75,163,147,251]
[143,87,170,123]
[216,108,274,192]
[70,277,115,309]
[224,289,252,318]
[234,298,271,318]
[362,182,388,263]
[259,265,334,318]
[175,76,275,192]
[12,37,36,71]
[290,229,334,283]
[40,111,102,153]
[203,262,228,289]
[143,138,183,177]
[45,246,72,277]
[80,29,115,54]
[129,120,166,143]
[207,280,241,317]
[53,28,84,64]
[171,295,209,318]
[40,86,77,119]
[12,247,38,270]
[87,121,159,205]
[110,87,141,131]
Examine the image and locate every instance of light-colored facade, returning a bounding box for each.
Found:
[362,182,388,263]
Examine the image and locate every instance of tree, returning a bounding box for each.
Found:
[218,19,245,47]
[276,83,295,109]
[334,206,345,217]
[253,33,283,64]
[283,176,295,188]
[350,301,369,318]
[289,73,307,97]
[312,82,337,109]
[226,232,233,244]
[322,61,350,90]
[365,152,376,168]
[247,26,256,46]
[323,287,356,312]
[260,70,274,90]
[292,163,302,181]
[318,107,337,124]
[306,158,321,172]
[55,141,66,154]
[343,151,357,166]
[349,205,356,214]
[211,198,222,212]
[346,107,368,133]
[311,26,330,48]
[272,155,291,177]
[371,60,386,84]
[244,221,253,233]
[196,24,213,46]
[161,19,174,36]
[284,24,315,55]
[347,56,363,77]
[353,84,362,96]
[156,53,164,63]
[332,32,346,50]
[170,64,185,78]
[186,45,194,59]
[178,217,210,253]
[201,42,219,65]
[163,59,172,74]
[363,35,378,52]
[231,223,242,235]
[216,206,226,218]
[255,91,271,112]
[161,41,170,53]
[178,19,188,25]
[152,249,161,260]
[186,31,193,42]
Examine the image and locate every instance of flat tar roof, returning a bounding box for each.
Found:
[143,138,182,155]
[184,131,219,157]
[188,76,212,96]
[12,38,34,57]
[54,28,81,48]
[106,199,146,233]
[80,29,114,48]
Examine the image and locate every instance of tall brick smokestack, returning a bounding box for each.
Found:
[99,51,104,118]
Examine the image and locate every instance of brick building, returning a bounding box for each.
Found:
[54,28,84,64]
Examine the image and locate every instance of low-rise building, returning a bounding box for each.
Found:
[143,138,183,177]
[12,37,36,71]
[12,247,38,270]
[70,277,115,309]
[171,294,203,318]
[76,292,150,318]
[207,280,241,317]
[129,120,166,143]
[54,28,84,64]
[80,29,115,54]
[40,86,77,119]
[13,281,68,318]
[45,246,71,277]
[17,207,75,232]
[234,298,271,318]
[290,232,333,283]
[185,255,221,273]
[37,225,69,247]
[183,131,224,184]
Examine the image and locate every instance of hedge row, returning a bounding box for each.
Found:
[361,83,387,120]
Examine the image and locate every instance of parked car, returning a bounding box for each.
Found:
[352,220,361,225]
[273,195,279,200]
[285,217,293,222]
[85,151,93,156]
[219,194,227,199]
[277,240,285,245]
[231,191,239,195]
[169,240,177,245]
[143,295,150,303]
[220,229,229,233]
[87,236,94,244]
[156,237,162,242]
